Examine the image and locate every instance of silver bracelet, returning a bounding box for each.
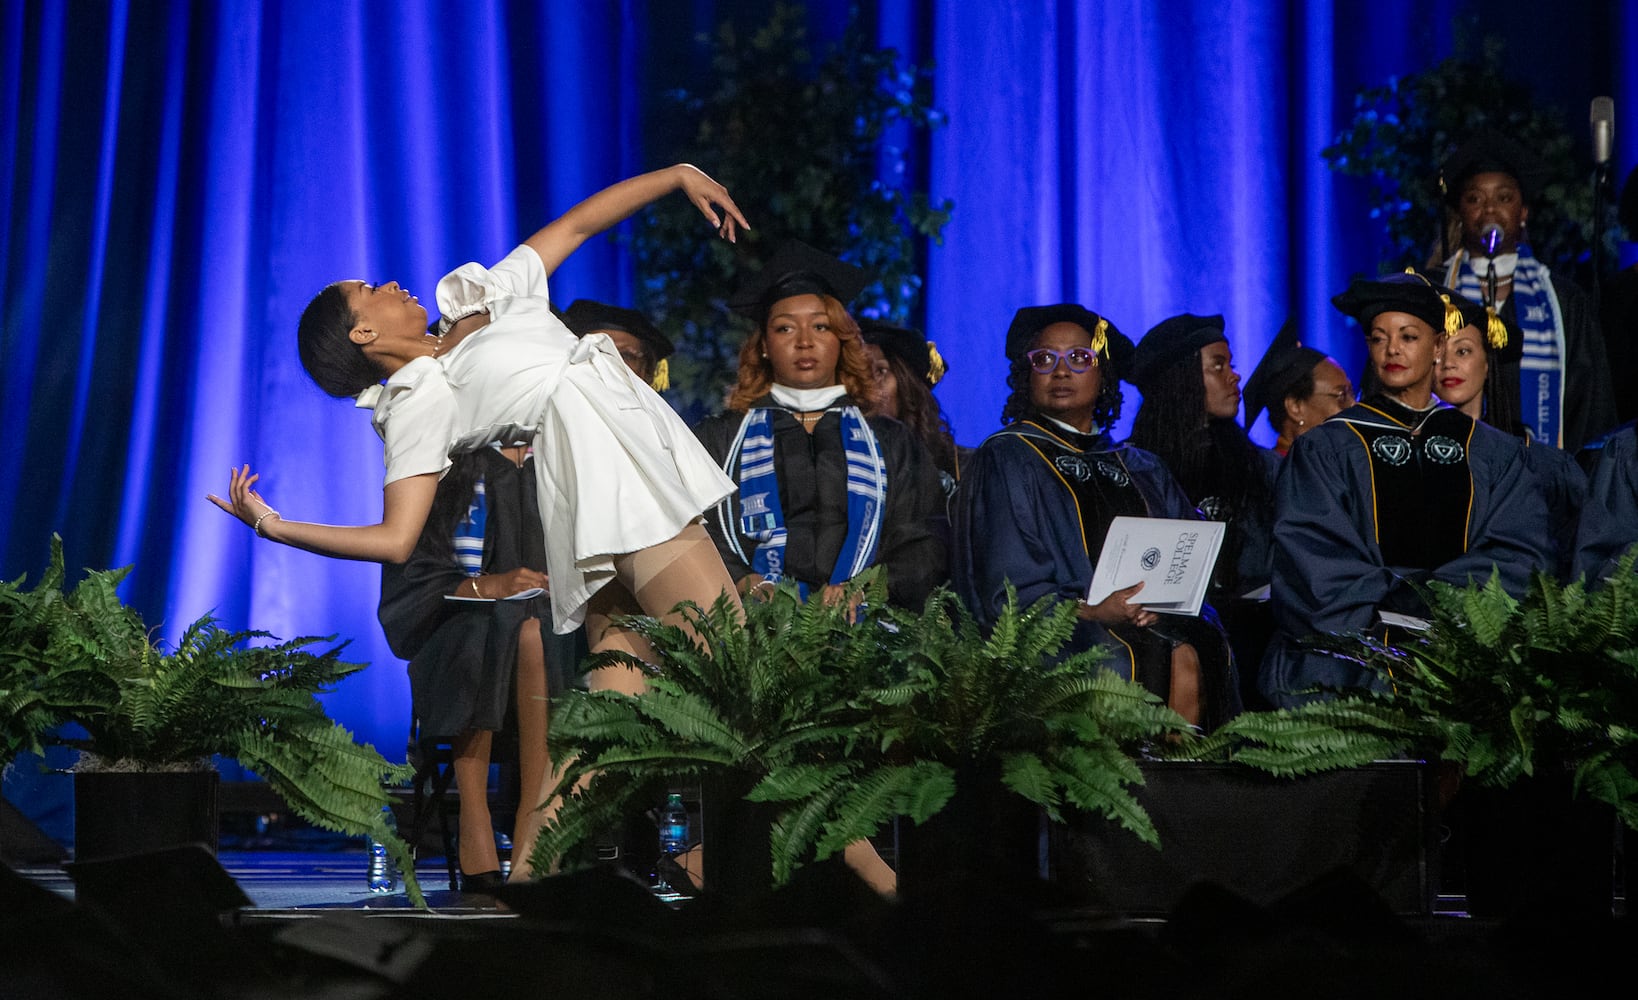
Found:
[252,510,281,538]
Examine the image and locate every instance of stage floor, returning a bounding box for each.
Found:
[7,843,1621,918]
[14,848,531,913]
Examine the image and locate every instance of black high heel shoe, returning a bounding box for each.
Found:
[459,869,505,893]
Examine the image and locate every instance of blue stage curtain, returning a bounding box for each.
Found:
[3,0,1634,762]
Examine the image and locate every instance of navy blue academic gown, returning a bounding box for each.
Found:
[1260,396,1551,707]
[953,419,1241,728]
[1572,422,1638,585]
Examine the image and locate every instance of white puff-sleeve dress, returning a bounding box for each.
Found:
[354,244,735,633]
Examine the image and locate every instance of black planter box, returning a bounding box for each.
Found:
[74,770,220,863]
[1050,760,1437,915]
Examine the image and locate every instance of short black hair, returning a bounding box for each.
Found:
[297,283,381,398]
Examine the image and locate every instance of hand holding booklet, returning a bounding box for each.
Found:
[1085,516,1225,617]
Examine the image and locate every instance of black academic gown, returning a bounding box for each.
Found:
[1260,396,1551,707]
[1572,422,1638,584]
[692,394,948,608]
[1196,445,1281,598]
[378,449,577,741]
[952,419,1241,729]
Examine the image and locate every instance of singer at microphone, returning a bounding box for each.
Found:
[1433,129,1618,453]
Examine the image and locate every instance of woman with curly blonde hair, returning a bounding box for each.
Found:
[693,240,947,611]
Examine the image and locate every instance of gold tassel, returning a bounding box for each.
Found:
[1485,310,1507,349]
[651,358,670,391]
[925,340,947,386]
[1439,294,1464,336]
[1091,318,1109,361]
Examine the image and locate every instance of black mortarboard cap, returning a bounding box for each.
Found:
[859,319,946,386]
[1241,320,1329,433]
[1439,128,1553,207]
[1331,270,1467,336]
[560,300,674,359]
[1003,305,1131,375]
[728,240,868,320]
[1130,313,1227,393]
[560,299,675,389]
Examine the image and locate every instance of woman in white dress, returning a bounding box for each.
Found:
[210,164,750,692]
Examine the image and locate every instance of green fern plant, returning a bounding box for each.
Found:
[0,537,422,905]
[530,572,1190,887]
[1269,556,1638,831]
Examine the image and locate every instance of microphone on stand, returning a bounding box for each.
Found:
[1590,97,1614,303]
[1591,96,1614,171]
[1479,223,1503,306]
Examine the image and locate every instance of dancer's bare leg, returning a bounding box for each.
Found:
[452,729,500,877]
[1168,642,1202,727]
[843,839,897,896]
[554,522,741,886]
[508,617,553,879]
[582,520,740,691]
[616,521,743,636]
[584,582,655,695]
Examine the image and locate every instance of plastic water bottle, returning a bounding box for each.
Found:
[659,793,690,857]
[653,792,690,897]
[366,804,398,892]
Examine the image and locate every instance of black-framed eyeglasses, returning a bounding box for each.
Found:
[1025,347,1098,374]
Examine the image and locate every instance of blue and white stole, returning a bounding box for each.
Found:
[1447,246,1567,448]
[454,476,488,576]
[716,385,887,598]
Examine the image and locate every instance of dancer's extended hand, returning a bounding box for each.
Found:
[675,164,750,243]
[207,464,280,537]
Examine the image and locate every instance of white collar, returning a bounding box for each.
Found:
[1471,252,1519,280]
[770,384,848,410]
[1043,415,1100,437]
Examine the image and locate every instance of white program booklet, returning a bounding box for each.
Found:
[1085,516,1226,617]
[444,587,546,603]
[1376,610,1430,632]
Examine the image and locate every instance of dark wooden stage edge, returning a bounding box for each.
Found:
[3,760,1631,999]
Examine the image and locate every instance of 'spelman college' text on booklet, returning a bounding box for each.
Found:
[1085,516,1225,617]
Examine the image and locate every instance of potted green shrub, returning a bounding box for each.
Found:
[529,572,1188,894]
[1,537,422,905]
[1288,557,1638,916]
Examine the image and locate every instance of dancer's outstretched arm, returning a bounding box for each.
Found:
[526,164,749,274]
[208,464,437,564]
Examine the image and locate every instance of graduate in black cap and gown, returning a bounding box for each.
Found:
[692,241,947,610]
[560,298,675,390]
[1432,292,1587,579]
[1432,129,1617,453]
[952,305,1241,730]
[1241,324,1355,458]
[1260,272,1551,708]
[858,319,966,500]
[378,444,574,889]
[1128,313,1278,599]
